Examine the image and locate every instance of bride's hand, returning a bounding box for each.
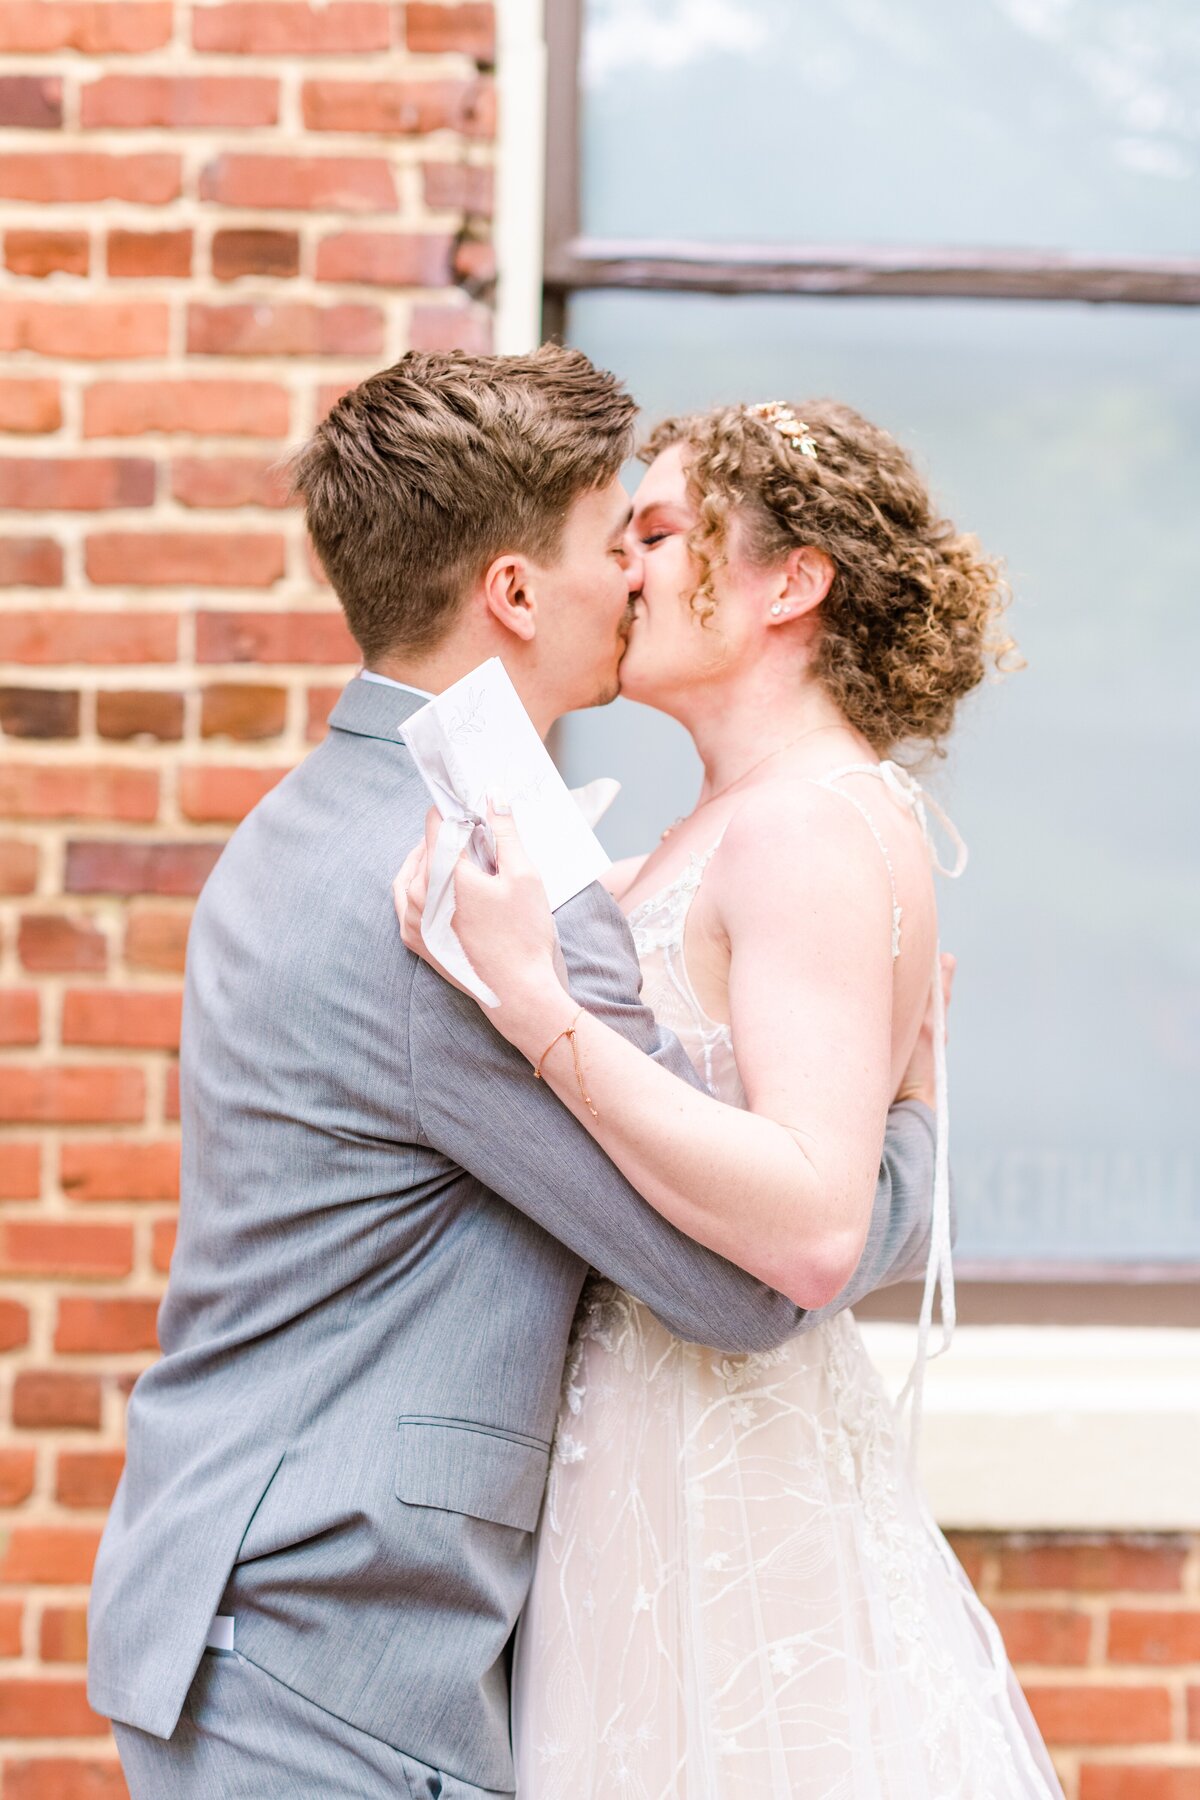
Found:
[393,803,568,1041]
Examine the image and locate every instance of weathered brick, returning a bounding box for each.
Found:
[316,230,452,287]
[302,77,492,136]
[0,74,63,128]
[0,152,179,203]
[999,1540,1189,1594]
[201,682,287,738]
[1080,1769,1200,1800]
[306,683,340,740]
[408,302,492,353]
[85,530,286,588]
[0,837,38,894]
[96,689,185,742]
[152,1213,177,1269]
[0,764,159,823]
[106,228,193,279]
[187,299,383,356]
[179,764,288,822]
[404,2,494,59]
[200,152,396,212]
[0,1068,145,1126]
[0,298,169,359]
[0,540,63,586]
[0,685,80,737]
[56,1298,159,1354]
[992,1604,1092,1666]
[0,1447,36,1504]
[83,73,279,128]
[0,1601,21,1657]
[0,377,62,431]
[211,227,299,280]
[171,456,289,508]
[39,1605,89,1661]
[4,231,86,279]
[1,1220,134,1277]
[192,2,390,53]
[1108,1609,1200,1664]
[124,903,191,972]
[65,840,221,897]
[453,236,496,284]
[18,914,106,973]
[197,608,357,663]
[0,611,177,663]
[0,987,40,1045]
[0,1679,106,1737]
[1025,1682,1172,1745]
[85,378,289,439]
[421,158,492,215]
[61,1139,179,1201]
[0,457,153,510]
[0,1296,32,1345]
[0,1,173,53]
[12,1371,102,1430]
[62,988,181,1049]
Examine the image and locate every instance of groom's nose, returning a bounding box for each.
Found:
[620,537,644,596]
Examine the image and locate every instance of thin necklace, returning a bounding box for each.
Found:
[660,724,843,840]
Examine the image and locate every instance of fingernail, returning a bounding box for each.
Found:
[489,789,512,815]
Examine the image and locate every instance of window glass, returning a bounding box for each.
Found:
[560,291,1200,1264]
[581,0,1200,257]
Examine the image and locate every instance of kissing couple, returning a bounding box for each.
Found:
[89,346,1063,1797]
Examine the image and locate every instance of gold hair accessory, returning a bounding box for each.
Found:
[747,401,818,460]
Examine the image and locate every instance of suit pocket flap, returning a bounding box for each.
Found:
[394,1417,549,1533]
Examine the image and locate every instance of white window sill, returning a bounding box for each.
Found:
[858,1323,1200,1531]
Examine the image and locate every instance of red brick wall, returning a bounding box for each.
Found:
[0,1,495,1787]
[947,1533,1200,1799]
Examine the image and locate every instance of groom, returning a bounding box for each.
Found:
[89,347,940,1798]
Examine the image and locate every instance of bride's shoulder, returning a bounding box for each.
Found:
[716,776,885,881]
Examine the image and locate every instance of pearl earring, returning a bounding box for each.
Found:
[770,603,784,617]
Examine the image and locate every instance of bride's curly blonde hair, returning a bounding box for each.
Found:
[640,399,1019,758]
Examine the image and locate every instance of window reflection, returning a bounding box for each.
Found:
[560,291,1200,1263]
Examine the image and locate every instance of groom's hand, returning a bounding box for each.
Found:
[894,951,955,1109]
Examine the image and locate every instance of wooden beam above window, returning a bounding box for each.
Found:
[545,238,1200,307]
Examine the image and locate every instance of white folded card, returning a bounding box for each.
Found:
[399,658,614,1007]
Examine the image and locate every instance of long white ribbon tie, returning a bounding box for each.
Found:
[404,736,501,1009]
[878,760,969,879]
[882,763,965,1461]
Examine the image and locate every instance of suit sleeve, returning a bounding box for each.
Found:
[408,881,935,1350]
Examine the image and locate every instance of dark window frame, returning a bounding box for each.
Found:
[541,0,1200,1320]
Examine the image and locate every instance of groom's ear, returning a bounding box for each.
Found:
[481,551,537,643]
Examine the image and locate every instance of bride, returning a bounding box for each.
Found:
[396,396,1062,1797]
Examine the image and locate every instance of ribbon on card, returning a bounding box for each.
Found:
[399,660,616,1008]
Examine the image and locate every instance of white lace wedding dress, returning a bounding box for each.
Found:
[512,765,1063,1799]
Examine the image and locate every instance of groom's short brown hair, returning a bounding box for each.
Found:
[290,346,637,660]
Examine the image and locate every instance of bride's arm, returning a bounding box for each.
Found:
[397,791,907,1311]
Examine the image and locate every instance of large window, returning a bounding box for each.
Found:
[545,0,1200,1295]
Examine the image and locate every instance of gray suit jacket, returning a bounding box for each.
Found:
[88,674,936,1792]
